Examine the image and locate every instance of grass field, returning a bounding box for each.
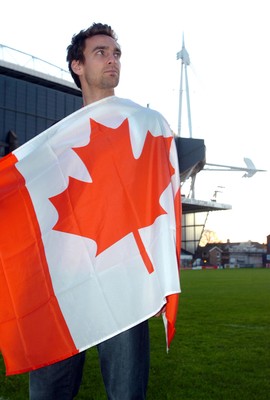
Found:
[1,268,269,399]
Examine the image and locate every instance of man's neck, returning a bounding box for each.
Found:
[83,89,115,106]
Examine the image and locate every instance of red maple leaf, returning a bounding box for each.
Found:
[50,118,174,274]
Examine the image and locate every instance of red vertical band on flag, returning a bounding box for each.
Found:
[0,154,78,375]
[166,187,181,348]
[174,188,182,269]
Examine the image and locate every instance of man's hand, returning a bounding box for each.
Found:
[154,305,166,317]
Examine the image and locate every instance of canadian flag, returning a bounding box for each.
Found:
[0,96,181,376]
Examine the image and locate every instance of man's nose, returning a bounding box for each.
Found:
[107,53,117,64]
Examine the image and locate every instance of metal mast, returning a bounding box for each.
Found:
[176,34,192,138]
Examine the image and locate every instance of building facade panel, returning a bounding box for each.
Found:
[0,73,82,153]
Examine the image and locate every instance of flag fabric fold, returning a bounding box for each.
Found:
[0,96,181,375]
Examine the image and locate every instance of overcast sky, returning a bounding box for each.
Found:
[1,0,269,243]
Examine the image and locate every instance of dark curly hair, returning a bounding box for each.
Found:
[66,23,118,89]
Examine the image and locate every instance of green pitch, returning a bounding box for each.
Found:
[1,268,269,399]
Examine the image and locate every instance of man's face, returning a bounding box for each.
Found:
[78,34,121,91]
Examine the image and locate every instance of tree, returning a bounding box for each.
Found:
[199,229,220,246]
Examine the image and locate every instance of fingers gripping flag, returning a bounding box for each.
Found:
[0,96,181,375]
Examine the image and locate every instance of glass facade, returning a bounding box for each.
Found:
[181,212,208,254]
[0,72,82,155]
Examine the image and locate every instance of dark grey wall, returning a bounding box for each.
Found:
[0,73,82,155]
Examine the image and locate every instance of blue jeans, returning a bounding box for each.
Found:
[29,320,150,399]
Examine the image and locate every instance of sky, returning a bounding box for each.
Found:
[1,0,270,244]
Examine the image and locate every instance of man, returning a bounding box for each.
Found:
[28,23,180,399]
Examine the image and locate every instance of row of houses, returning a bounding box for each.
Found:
[182,238,269,269]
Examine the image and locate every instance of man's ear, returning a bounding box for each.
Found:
[71,60,83,76]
